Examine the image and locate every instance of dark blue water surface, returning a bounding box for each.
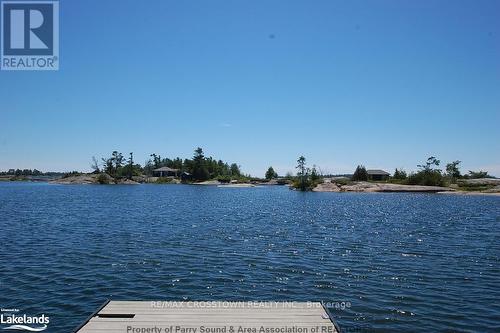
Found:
[0,182,499,332]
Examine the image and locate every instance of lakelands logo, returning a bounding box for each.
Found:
[0,309,49,332]
[1,0,59,70]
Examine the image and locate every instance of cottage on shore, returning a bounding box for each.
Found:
[367,169,390,181]
[153,167,179,177]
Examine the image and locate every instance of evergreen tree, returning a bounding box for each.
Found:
[265,166,278,180]
[393,168,407,180]
[230,163,241,177]
[192,147,209,181]
[296,156,308,191]
[127,152,134,180]
[310,165,320,182]
[352,165,368,181]
[445,160,461,181]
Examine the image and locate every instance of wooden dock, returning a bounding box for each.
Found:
[75,301,340,333]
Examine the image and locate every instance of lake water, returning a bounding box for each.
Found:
[0,182,499,332]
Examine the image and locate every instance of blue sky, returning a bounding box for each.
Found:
[1,0,499,177]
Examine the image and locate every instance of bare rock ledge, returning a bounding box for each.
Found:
[313,181,454,193]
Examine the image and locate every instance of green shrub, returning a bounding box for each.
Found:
[97,173,109,184]
[217,175,231,183]
[407,170,444,186]
[155,177,173,184]
[291,178,322,191]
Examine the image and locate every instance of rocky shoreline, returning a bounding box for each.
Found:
[312,181,454,193]
[312,178,500,195]
[40,174,500,195]
[49,174,139,185]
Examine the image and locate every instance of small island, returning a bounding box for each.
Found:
[1,150,499,195]
[290,156,500,195]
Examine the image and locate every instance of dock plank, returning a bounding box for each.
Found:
[75,301,339,333]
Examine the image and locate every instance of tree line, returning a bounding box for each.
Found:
[92,150,489,188]
[289,155,494,191]
[92,147,244,182]
[3,153,493,188]
[0,169,65,177]
[351,157,492,186]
